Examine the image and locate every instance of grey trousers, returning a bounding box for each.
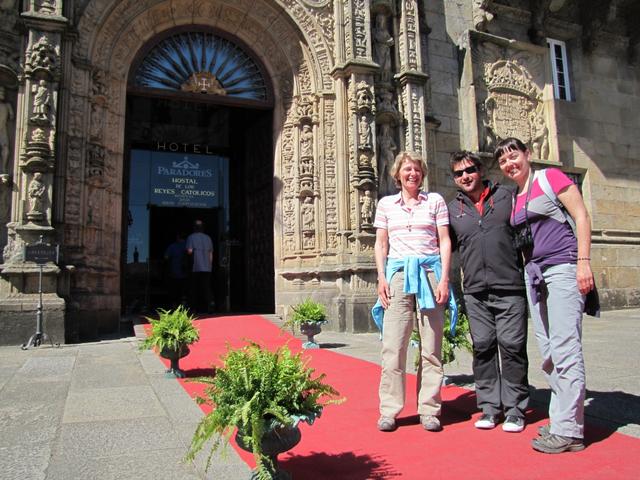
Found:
[465,291,529,418]
[525,263,586,439]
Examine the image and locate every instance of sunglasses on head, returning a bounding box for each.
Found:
[452,165,479,178]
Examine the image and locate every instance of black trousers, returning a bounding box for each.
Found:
[464,290,529,418]
[190,272,212,314]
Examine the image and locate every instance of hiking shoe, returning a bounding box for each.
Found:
[377,416,396,432]
[474,413,499,429]
[538,424,551,437]
[420,415,442,432]
[532,433,585,454]
[502,415,525,433]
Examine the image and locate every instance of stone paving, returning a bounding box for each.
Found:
[0,309,638,479]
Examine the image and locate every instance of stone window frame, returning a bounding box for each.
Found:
[547,38,572,101]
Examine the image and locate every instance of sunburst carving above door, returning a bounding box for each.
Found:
[133,31,268,101]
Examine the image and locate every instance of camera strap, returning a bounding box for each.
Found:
[512,172,533,231]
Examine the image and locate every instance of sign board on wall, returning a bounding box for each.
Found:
[149,155,220,208]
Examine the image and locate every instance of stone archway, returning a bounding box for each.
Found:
[60,0,334,334]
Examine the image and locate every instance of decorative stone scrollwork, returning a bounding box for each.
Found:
[353,81,375,114]
[353,0,368,58]
[298,123,314,195]
[23,127,52,170]
[87,143,105,179]
[37,0,56,15]
[24,34,60,80]
[294,94,320,125]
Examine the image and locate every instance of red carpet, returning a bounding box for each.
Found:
[150,315,640,479]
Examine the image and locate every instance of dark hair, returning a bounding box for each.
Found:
[450,150,483,172]
[193,220,204,232]
[493,137,528,163]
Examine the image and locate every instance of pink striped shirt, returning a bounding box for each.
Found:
[374,191,449,258]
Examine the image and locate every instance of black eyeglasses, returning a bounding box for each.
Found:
[452,165,479,178]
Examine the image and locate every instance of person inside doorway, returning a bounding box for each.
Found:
[186,219,214,314]
[164,232,188,308]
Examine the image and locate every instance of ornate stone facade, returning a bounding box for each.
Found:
[0,0,638,345]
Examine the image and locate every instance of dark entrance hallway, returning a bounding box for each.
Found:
[122,95,274,315]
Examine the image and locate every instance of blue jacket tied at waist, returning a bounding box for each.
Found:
[371,255,458,335]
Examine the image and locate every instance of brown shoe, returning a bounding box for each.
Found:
[532,433,585,454]
[420,415,442,432]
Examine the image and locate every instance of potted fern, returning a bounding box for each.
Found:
[283,298,328,349]
[411,304,472,371]
[139,305,200,378]
[186,342,342,479]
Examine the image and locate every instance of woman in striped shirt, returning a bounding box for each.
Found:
[373,151,452,433]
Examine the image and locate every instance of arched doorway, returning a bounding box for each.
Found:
[122,28,275,315]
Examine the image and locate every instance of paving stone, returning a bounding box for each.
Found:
[0,376,69,404]
[138,350,169,375]
[0,401,63,447]
[16,356,75,381]
[69,361,148,391]
[45,448,203,480]
[0,442,50,480]
[52,416,185,459]
[62,385,166,423]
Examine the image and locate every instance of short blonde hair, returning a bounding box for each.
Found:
[389,151,427,187]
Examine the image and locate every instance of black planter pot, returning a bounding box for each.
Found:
[300,322,322,349]
[235,423,301,480]
[160,345,190,378]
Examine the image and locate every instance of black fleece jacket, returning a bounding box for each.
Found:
[448,181,525,294]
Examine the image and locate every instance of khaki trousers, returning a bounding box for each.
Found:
[379,271,445,418]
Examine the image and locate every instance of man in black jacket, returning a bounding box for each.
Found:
[448,151,529,433]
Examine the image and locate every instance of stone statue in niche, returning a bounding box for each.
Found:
[377,123,397,193]
[358,114,372,149]
[27,172,46,217]
[360,189,374,226]
[373,13,394,82]
[300,124,313,158]
[31,80,51,122]
[530,113,549,160]
[0,86,14,176]
[301,196,314,230]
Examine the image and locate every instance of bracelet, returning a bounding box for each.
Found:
[577,257,590,261]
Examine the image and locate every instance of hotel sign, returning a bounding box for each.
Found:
[149,156,219,208]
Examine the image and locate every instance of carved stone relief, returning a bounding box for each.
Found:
[461,31,556,162]
[483,59,548,158]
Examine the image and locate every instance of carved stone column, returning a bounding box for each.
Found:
[396,0,429,157]
[0,2,68,345]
